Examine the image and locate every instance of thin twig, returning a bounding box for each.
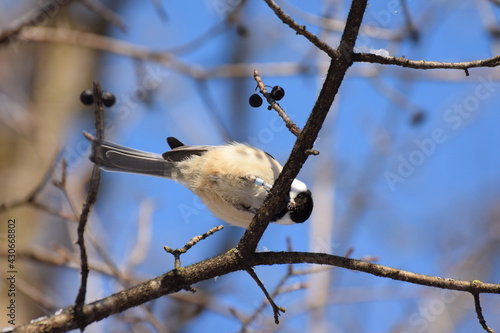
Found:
[184,226,224,250]
[278,1,395,40]
[19,27,203,77]
[92,81,105,141]
[74,81,104,329]
[25,153,61,203]
[262,0,338,58]
[5,245,124,279]
[152,0,168,21]
[229,307,247,324]
[164,225,224,269]
[353,53,500,72]
[400,0,419,42]
[0,151,80,222]
[52,158,67,188]
[79,0,127,32]
[471,280,495,333]
[0,0,75,45]
[0,150,62,213]
[245,268,286,325]
[276,282,308,294]
[305,149,320,155]
[253,69,302,136]
[18,27,500,79]
[194,80,234,141]
[53,159,84,222]
[125,199,155,274]
[166,23,230,55]
[237,239,296,332]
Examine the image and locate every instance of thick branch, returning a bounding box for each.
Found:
[12,251,242,333]
[236,0,368,256]
[13,251,500,332]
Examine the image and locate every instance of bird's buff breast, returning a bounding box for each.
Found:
[196,188,256,228]
[172,144,281,227]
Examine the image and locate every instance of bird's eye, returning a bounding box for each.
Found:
[296,193,305,199]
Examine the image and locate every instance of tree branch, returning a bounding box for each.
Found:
[16,27,500,81]
[236,0,368,256]
[0,0,75,46]
[13,251,242,333]
[74,82,104,329]
[12,251,500,332]
[245,268,285,324]
[353,53,500,72]
[253,69,301,136]
[253,252,500,294]
[262,0,338,58]
[471,281,495,333]
[164,225,224,270]
[79,0,126,32]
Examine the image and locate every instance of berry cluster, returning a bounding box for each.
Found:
[249,85,285,108]
[80,89,116,107]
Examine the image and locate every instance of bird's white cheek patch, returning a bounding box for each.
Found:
[290,179,308,198]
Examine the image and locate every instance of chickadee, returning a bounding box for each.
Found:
[86,134,313,228]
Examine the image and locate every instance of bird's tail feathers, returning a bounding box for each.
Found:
[86,134,174,178]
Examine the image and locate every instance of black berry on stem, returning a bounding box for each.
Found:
[102,91,116,107]
[249,94,263,108]
[80,90,94,105]
[271,86,285,101]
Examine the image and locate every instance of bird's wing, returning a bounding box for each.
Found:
[162,145,214,162]
[162,136,214,162]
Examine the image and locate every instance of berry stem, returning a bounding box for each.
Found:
[253,69,301,136]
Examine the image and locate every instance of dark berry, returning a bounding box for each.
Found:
[80,90,94,105]
[249,93,263,108]
[236,24,248,37]
[410,111,425,125]
[102,91,116,107]
[271,86,285,100]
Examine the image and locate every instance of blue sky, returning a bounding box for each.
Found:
[39,0,500,332]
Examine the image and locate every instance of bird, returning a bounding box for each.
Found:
[86,134,313,228]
